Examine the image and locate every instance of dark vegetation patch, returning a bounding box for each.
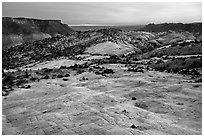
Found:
[2,66,72,96]
[88,64,114,76]
[62,78,69,81]
[42,75,49,79]
[142,41,201,59]
[194,77,202,83]
[127,65,147,73]
[132,97,137,100]
[2,60,116,96]
[149,57,201,76]
[176,102,184,105]
[139,22,202,35]
[130,125,136,128]
[122,40,202,79]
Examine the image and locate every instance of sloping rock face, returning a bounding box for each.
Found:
[2,17,73,49]
[85,41,137,55]
[2,64,202,135]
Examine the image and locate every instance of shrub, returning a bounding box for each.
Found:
[131,125,136,128]
[3,75,15,86]
[60,66,67,69]
[63,78,68,81]
[103,69,114,74]
[132,97,137,100]
[135,102,148,109]
[24,85,31,89]
[44,68,52,73]
[137,69,144,73]
[77,69,85,74]
[57,74,63,78]
[30,77,37,81]
[194,77,202,83]
[181,61,186,65]
[64,73,70,77]
[42,75,49,79]
[82,77,86,81]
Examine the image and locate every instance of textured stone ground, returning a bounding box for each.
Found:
[2,68,202,135]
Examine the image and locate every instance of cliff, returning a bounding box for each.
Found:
[2,17,74,49]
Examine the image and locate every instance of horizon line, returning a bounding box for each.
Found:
[3,16,202,26]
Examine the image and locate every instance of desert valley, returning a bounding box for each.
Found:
[2,16,202,135]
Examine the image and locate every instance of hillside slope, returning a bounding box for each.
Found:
[2,21,202,135]
[139,23,202,39]
[2,17,73,49]
[85,41,137,55]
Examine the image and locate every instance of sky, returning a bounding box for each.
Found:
[2,2,202,26]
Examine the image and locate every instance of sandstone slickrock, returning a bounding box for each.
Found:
[2,19,202,135]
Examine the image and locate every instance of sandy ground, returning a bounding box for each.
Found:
[2,67,202,135]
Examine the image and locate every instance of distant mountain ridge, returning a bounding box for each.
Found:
[139,22,202,35]
[70,25,144,31]
[2,17,74,49]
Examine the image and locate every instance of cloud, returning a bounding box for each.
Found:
[2,2,202,25]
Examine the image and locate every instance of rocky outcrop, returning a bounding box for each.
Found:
[2,17,73,49]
